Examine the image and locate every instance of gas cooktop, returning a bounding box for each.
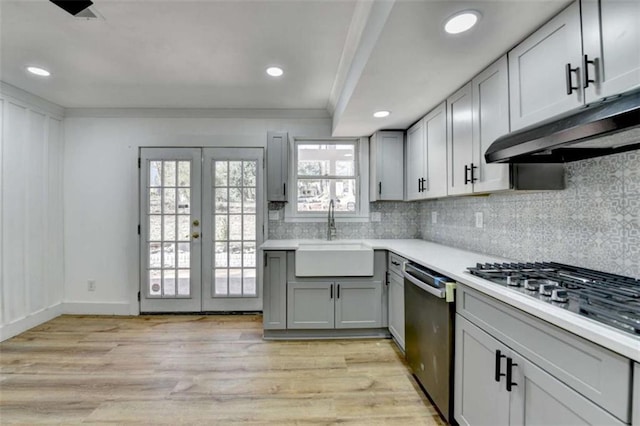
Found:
[467,262,640,336]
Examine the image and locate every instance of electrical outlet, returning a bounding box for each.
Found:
[475,212,484,229]
[431,211,438,224]
[88,279,96,292]
[370,212,381,222]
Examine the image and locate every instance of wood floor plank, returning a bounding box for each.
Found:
[0,314,445,425]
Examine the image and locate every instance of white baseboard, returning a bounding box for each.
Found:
[0,303,63,342]
[62,301,132,316]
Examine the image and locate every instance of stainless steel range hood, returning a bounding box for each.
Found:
[485,87,640,163]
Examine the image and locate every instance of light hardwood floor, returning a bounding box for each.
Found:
[0,315,445,425]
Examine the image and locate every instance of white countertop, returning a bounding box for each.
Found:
[261,239,640,362]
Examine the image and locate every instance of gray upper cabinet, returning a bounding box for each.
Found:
[266,131,289,202]
[447,84,474,196]
[508,1,583,131]
[405,118,427,201]
[369,131,404,201]
[263,251,287,330]
[582,0,640,103]
[471,56,511,193]
[405,102,447,201]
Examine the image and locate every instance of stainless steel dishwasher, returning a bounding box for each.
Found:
[403,262,456,424]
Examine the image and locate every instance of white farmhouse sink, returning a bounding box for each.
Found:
[295,242,374,277]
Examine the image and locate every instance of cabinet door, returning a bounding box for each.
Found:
[287,281,334,329]
[266,131,289,202]
[334,281,383,329]
[447,83,474,196]
[582,0,640,103]
[405,119,426,201]
[472,56,511,193]
[508,352,626,426]
[454,316,510,426]
[508,2,583,130]
[263,251,287,330]
[387,272,405,350]
[370,131,404,201]
[423,102,448,199]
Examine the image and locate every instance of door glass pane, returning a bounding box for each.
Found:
[177,161,190,187]
[210,159,258,299]
[150,161,162,187]
[164,161,176,187]
[149,270,161,296]
[177,269,190,296]
[243,269,256,296]
[229,242,241,267]
[163,215,176,241]
[177,242,190,268]
[229,269,242,295]
[215,269,228,296]
[145,157,194,301]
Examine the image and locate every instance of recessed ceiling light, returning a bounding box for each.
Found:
[266,66,284,77]
[444,11,480,34]
[373,110,390,118]
[26,66,51,77]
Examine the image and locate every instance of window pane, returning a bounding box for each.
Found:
[149,215,162,241]
[163,215,176,240]
[215,215,228,241]
[243,215,255,241]
[229,188,242,213]
[243,242,256,267]
[163,161,176,187]
[296,179,356,212]
[215,189,228,213]
[163,189,176,214]
[177,215,190,241]
[229,215,242,240]
[243,161,256,187]
[177,161,190,187]
[215,242,228,267]
[297,143,355,177]
[163,243,175,267]
[243,188,256,213]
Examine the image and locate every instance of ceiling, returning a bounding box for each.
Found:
[0,0,570,136]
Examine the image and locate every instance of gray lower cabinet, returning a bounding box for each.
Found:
[455,286,630,426]
[288,280,383,329]
[263,251,287,330]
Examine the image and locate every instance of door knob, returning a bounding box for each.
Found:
[192,219,200,226]
[192,232,200,239]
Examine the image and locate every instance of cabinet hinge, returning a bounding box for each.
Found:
[137,291,141,301]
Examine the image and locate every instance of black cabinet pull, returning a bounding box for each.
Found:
[506,357,518,392]
[378,181,382,195]
[283,182,286,196]
[565,63,579,95]
[471,163,478,183]
[417,178,422,193]
[464,165,470,185]
[330,284,333,299]
[337,284,340,299]
[391,261,400,266]
[495,350,506,382]
[583,55,596,89]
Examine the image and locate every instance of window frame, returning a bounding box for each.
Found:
[284,137,370,222]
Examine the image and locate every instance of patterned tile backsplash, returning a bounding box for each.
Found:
[421,149,640,279]
[268,149,639,279]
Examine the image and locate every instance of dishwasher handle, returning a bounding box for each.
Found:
[403,269,447,299]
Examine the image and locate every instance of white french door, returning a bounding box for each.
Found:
[139,147,264,313]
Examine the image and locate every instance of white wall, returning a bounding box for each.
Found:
[0,83,65,340]
[63,110,332,315]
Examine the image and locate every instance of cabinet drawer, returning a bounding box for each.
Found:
[388,252,406,277]
[457,286,631,423]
